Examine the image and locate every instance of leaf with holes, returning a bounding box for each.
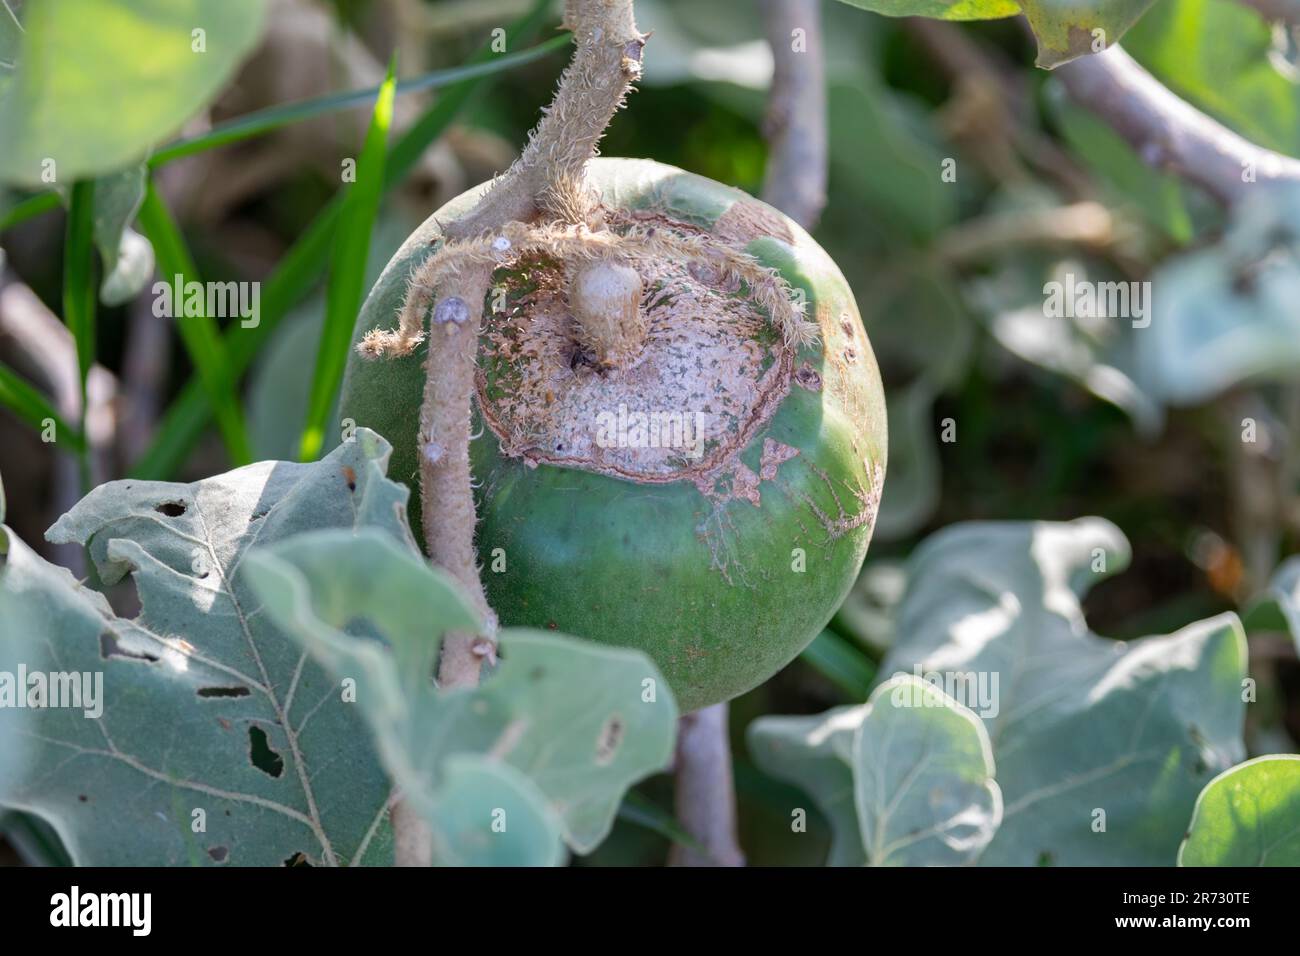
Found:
[0,429,408,865]
[243,528,680,859]
[880,519,1247,865]
[1178,755,1300,866]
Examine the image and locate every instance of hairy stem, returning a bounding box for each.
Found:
[391,798,434,867]
[389,1,645,867]
[422,263,498,689]
[446,0,644,239]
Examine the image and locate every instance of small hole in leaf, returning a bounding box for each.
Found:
[595,714,624,765]
[100,631,159,663]
[248,726,284,778]
[283,852,313,867]
[207,846,229,863]
[155,501,187,517]
[198,686,250,699]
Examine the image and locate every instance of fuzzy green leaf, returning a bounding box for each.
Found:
[854,675,1001,865]
[0,430,407,865]
[0,0,266,186]
[880,519,1247,865]
[1138,186,1300,406]
[831,0,1156,68]
[244,530,680,858]
[749,704,868,866]
[1179,755,1300,866]
[755,519,1247,866]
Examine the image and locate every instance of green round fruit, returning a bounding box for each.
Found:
[340,158,886,712]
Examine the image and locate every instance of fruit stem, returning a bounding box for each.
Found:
[422,263,499,690]
[399,1,644,865]
[445,0,645,240]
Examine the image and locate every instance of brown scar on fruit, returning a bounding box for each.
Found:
[794,362,822,391]
[799,460,885,543]
[759,438,800,481]
[714,200,795,246]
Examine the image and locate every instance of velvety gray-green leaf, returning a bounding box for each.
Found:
[748,704,868,866]
[92,165,154,306]
[1,429,407,865]
[1245,557,1300,654]
[880,518,1247,866]
[1138,186,1300,405]
[244,530,679,858]
[1178,755,1300,866]
[429,756,566,867]
[970,256,1161,435]
[854,675,1001,865]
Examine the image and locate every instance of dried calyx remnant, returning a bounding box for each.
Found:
[360,215,817,480]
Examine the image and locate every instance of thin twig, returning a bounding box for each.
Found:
[760,0,827,230]
[1055,43,1300,205]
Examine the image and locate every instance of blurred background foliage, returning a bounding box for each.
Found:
[2,0,1299,865]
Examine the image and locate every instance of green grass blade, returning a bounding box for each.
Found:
[129,5,562,479]
[799,629,878,701]
[299,62,396,462]
[148,35,569,168]
[62,180,95,435]
[0,33,570,234]
[0,190,60,231]
[0,361,85,451]
[137,182,253,465]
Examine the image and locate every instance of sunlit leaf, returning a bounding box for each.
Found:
[831,0,1156,68]
[0,0,266,186]
[1179,755,1300,866]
